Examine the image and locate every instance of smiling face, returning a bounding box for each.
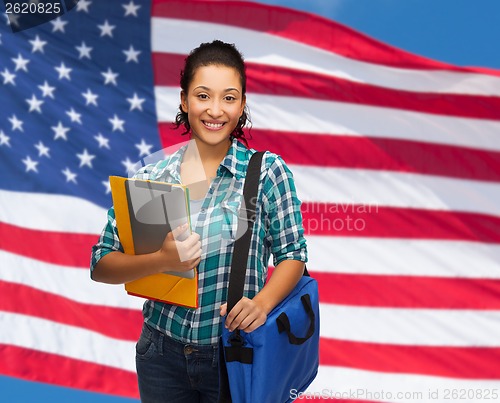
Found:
[180,64,246,148]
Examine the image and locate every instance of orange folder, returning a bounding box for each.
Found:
[109,176,198,308]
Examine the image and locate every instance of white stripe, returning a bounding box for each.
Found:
[308,366,500,403]
[152,17,500,96]
[0,250,143,310]
[320,304,500,347]
[155,87,500,152]
[307,237,500,278]
[6,165,500,233]
[4,234,500,304]
[2,190,499,281]
[0,312,136,372]
[0,189,107,234]
[293,165,500,217]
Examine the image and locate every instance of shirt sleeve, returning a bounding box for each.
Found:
[262,153,308,267]
[89,206,123,276]
[89,163,158,276]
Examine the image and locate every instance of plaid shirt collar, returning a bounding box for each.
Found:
[156,138,250,183]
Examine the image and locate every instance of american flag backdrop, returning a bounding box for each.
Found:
[1,0,500,401]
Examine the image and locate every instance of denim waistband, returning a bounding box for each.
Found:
[144,322,218,358]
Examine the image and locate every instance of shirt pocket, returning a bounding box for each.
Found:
[220,199,239,242]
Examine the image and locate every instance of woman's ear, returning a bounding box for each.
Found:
[180,91,188,113]
[240,94,246,115]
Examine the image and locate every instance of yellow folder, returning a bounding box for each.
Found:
[109,176,198,308]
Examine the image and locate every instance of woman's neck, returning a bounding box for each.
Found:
[180,138,232,196]
[189,137,231,165]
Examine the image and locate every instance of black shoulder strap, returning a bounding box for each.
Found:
[226,151,264,313]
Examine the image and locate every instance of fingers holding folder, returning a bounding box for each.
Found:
[159,223,202,274]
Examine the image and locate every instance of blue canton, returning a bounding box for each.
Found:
[0,1,159,208]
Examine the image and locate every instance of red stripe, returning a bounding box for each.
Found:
[0,345,139,398]
[249,130,500,183]
[154,53,500,121]
[152,0,500,76]
[159,125,500,183]
[0,281,142,341]
[313,272,500,309]
[0,221,97,268]
[300,205,500,243]
[321,338,500,379]
[3,205,499,269]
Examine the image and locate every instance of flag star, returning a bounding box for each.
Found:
[11,53,30,72]
[26,94,44,113]
[0,130,11,147]
[127,92,146,111]
[22,156,39,173]
[51,18,68,33]
[66,108,82,124]
[82,89,98,106]
[123,45,141,63]
[109,114,125,132]
[75,41,93,59]
[102,180,111,194]
[76,0,92,12]
[101,68,118,85]
[1,68,16,85]
[55,62,72,80]
[122,157,137,175]
[94,133,110,149]
[38,81,56,98]
[62,167,77,183]
[9,115,23,132]
[135,139,153,157]
[52,121,70,140]
[77,148,96,168]
[123,1,141,17]
[98,20,116,37]
[29,35,47,53]
[35,141,50,157]
[7,13,20,28]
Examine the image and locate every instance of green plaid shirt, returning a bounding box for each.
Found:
[91,139,307,345]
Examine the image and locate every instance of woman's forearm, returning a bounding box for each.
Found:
[91,250,166,284]
[252,259,305,315]
[92,226,202,285]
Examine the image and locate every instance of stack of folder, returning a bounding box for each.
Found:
[109,176,198,308]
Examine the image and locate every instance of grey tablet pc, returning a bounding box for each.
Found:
[125,179,195,279]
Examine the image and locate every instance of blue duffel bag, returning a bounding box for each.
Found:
[218,152,320,402]
[220,275,319,403]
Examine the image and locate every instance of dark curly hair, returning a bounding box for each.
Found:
[174,40,251,145]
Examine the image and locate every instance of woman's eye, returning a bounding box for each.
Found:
[197,94,208,99]
[225,96,236,101]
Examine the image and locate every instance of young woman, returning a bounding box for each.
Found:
[90,40,307,403]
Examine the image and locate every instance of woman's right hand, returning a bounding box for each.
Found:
[157,223,202,273]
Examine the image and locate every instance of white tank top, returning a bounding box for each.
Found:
[189,198,204,229]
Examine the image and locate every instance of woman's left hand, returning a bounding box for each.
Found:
[220,297,267,333]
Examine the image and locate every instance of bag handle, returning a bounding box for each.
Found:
[276,294,315,345]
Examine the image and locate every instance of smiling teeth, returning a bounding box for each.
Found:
[205,122,223,128]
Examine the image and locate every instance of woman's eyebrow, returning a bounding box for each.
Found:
[193,85,240,93]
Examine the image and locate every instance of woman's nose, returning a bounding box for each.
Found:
[207,101,223,117]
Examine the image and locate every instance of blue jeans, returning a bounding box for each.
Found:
[135,323,220,403]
